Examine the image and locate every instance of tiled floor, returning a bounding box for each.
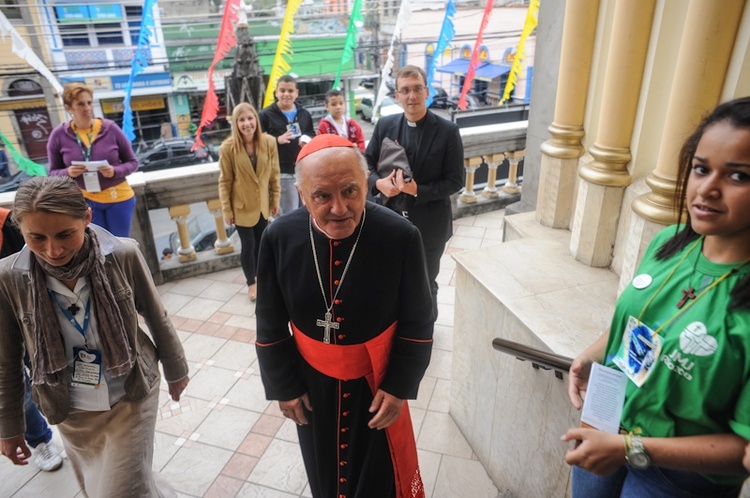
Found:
[1,210,507,498]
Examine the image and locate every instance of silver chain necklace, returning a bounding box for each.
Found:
[309,209,366,344]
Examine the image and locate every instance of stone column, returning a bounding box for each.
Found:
[536,0,600,228]
[502,150,525,195]
[169,204,197,263]
[206,199,234,255]
[459,156,482,204]
[570,0,657,267]
[624,0,746,286]
[482,153,504,199]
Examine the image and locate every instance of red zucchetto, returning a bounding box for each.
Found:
[296,134,358,162]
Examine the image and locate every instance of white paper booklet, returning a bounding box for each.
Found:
[72,160,109,172]
[580,362,628,434]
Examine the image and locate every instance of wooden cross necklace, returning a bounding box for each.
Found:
[676,287,695,309]
[309,210,366,344]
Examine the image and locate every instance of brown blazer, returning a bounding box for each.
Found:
[218,133,281,227]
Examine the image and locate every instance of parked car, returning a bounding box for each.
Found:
[360,96,403,124]
[448,94,481,110]
[428,86,450,109]
[353,87,372,112]
[0,170,33,194]
[137,137,217,172]
[359,96,375,121]
[158,212,235,257]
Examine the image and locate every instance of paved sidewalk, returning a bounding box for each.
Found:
[1,210,507,498]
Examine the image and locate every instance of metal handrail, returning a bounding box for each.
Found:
[492,337,573,379]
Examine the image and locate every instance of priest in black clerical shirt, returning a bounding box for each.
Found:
[365,64,464,320]
[255,134,434,498]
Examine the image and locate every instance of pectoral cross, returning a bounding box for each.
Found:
[316,312,339,344]
[677,287,695,309]
[67,303,80,316]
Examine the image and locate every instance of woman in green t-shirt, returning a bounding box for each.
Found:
[563,98,750,497]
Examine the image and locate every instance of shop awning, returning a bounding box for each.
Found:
[436,59,510,80]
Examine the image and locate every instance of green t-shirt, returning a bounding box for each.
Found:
[604,225,750,484]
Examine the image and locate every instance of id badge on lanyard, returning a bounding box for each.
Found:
[612,315,662,387]
[50,291,103,388]
[72,346,103,388]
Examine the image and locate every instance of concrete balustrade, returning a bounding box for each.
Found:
[502,149,525,195]
[206,198,234,255]
[481,153,505,199]
[460,156,482,204]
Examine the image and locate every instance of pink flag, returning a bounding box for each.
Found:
[457,0,493,110]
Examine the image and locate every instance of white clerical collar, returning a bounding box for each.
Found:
[405,113,427,128]
[311,216,335,239]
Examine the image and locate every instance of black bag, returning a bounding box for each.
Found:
[376,138,414,216]
[377,137,413,179]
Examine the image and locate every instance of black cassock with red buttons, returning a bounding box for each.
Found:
[256,202,434,498]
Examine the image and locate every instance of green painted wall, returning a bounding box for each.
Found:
[164,25,355,78]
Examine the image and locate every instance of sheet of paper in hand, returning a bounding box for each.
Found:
[580,362,628,434]
[377,137,413,179]
[72,160,110,172]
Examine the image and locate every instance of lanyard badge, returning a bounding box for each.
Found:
[71,347,102,388]
[613,316,662,387]
[50,291,103,388]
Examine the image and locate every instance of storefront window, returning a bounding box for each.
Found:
[102,96,170,148]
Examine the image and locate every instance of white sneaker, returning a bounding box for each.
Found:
[32,441,63,471]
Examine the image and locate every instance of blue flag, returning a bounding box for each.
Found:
[426,0,456,107]
[122,0,157,141]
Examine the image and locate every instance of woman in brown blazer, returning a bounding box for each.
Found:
[219,103,280,301]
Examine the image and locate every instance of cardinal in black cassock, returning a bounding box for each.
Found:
[255,134,434,498]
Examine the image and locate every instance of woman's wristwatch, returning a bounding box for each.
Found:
[625,433,651,469]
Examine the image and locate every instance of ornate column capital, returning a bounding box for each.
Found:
[631,170,680,225]
[578,143,632,187]
[540,123,585,159]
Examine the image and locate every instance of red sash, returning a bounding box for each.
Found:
[292,321,425,498]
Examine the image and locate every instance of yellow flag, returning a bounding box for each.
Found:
[263,0,303,108]
[501,0,539,104]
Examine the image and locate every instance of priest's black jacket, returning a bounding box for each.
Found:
[255,202,434,498]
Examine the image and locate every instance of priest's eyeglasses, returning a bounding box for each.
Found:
[397,86,427,96]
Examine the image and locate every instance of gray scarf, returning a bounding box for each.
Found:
[30,227,133,386]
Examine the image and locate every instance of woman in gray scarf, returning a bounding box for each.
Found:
[0,176,189,497]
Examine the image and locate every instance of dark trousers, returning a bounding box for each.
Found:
[236,218,268,286]
[24,370,52,448]
[424,243,445,321]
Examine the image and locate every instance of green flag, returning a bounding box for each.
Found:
[333,0,363,89]
[0,131,47,177]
